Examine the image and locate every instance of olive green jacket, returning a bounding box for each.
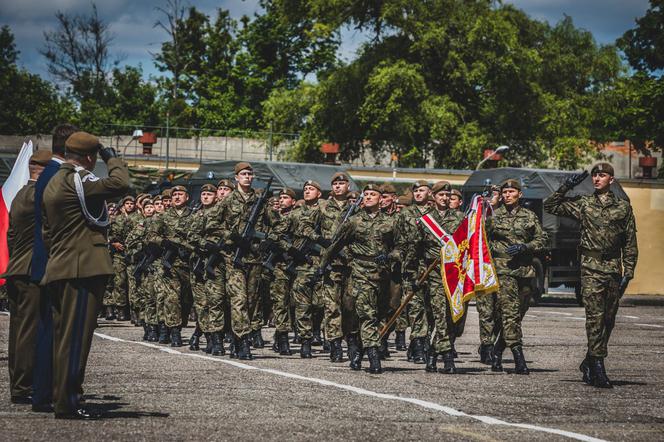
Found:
[4,181,36,277]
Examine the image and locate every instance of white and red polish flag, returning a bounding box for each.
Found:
[419,195,499,322]
[0,141,33,285]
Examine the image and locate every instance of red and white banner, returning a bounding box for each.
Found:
[420,195,499,322]
[0,141,33,285]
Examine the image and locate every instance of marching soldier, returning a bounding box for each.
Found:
[544,163,637,388]
[487,179,547,375]
[318,184,401,374]
[414,181,464,374]
[41,131,129,419]
[396,180,433,363]
[318,172,352,362]
[149,185,194,346]
[476,185,501,364]
[4,150,51,405]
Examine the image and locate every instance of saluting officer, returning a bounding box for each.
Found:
[41,132,129,419]
[544,163,637,388]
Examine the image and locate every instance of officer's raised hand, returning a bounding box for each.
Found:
[506,243,527,256]
[561,170,589,192]
[99,145,118,162]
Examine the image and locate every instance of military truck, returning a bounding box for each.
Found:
[463,168,629,305]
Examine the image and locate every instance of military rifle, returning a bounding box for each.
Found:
[133,243,163,286]
[232,177,273,268]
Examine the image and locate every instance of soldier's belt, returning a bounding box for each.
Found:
[352,253,380,262]
[580,248,621,260]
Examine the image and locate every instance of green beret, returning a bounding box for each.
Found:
[412,180,431,190]
[591,162,614,176]
[381,183,397,194]
[65,131,102,155]
[500,179,521,191]
[120,195,135,205]
[363,183,381,193]
[234,162,253,174]
[171,185,188,193]
[200,184,217,193]
[280,188,296,199]
[331,172,350,183]
[303,180,321,191]
[30,150,53,166]
[217,179,235,190]
[161,189,172,198]
[431,180,451,194]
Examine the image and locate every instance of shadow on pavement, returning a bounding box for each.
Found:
[82,395,170,419]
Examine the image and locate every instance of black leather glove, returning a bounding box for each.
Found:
[506,243,527,257]
[562,170,588,191]
[374,254,390,265]
[99,146,118,162]
[619,276,631,298]
[308,268,325,286]
[318,238,332,248]
[204,241,219,253]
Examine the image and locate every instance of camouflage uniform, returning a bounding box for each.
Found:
[266,209,296,334]
[149,206,194,328]
[109,212,133,309]
[274,202,322,341]
[487,204,547,349]
[544,187,637,358]
[413,208,464,355]
[318,198,350,340]
[205,188,268,339]
[321,210,399,349]
[125,214,158,325]
[397,204,433,340]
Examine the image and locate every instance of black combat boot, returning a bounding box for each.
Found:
[204,333,213,354]
[323,339,331,352]
[211,332,225,356]
[347,334,360,362]
[170,327,183,347]
[251,330,265,349]
[105,306,116,321]
[229,335,239,358]
[491,338,505,372]
[366,347,383,374]
[130,309,137,325]
[292,328,302,344]
[300,339,313,359]
[237,335,253,360]
[158,322,170,344]
[579,354,592,385]
[591,358,612,389]
[189,326,202,351]
[425,351,438,373]
[441,350,456,374]
[378,337,390,360]
[279,332,293,356]
[478,344,494,365]
[142,322,149,341]
[512,346,529,375]
[330,338,343,362]
[117,306,129,321]
[224,331,232,343]
[350,348,364,371]
[411,337,426,364]
[147,324,159,342]
[451,343,458,359]
[272,331,279,353]
[312,326,323,346]
[395,331,407,351]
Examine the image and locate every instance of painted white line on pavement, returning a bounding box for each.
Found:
[619,315,640,319]
[94,331,606,442]
[531,310,573,316]
[635,323,664,328]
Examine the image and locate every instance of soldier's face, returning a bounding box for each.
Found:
[200,191,216,206]
[490,191,501,207]
[123,201,135,213]
[501,188,521,206]
[331,180,349,197]
[413,186,430,203]
[236,169,254,187]
[154,201,164,213]
[380,193,396,209]
[172,191,188,208]
[592,172,613,191]
[434,191,450,209]
[144,205,155,216]
[217,186,232,200]
[449,195,462,209]
[303,185,320,202]
[279,194,295,209]
[364,190,381,208]
[162,198,171,208]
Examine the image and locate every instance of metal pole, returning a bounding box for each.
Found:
[166,112,170,170]
[269,121,273,162]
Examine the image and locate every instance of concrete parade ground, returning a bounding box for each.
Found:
[1,297,663,442]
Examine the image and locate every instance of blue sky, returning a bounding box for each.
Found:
[0,0,652,81]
